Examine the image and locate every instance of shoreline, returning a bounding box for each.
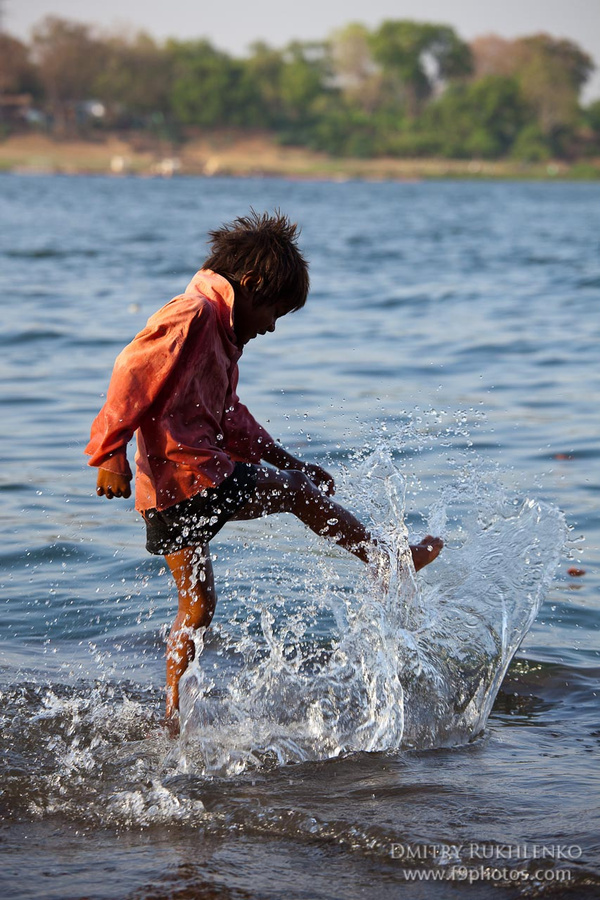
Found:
[1,132,600,181]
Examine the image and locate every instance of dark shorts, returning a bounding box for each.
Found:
[142,462,259,556]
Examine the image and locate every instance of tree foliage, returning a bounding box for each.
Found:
[168,39,256,127]
[421,75,529,158]
[369,20,473,117]
[512,34,593,134]
[330,24,384,114]
[2,15,597,160]
[0,34,40,96]
[245,42,287,126]
[95,32,173,121]
[31,17,107,131]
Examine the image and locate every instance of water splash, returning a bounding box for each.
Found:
[177,442,567,775]
[2,429,568,828]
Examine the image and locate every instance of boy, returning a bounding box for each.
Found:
[86,211,442,732]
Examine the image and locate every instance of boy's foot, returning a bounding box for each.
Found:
[160,714,180,738]
[368,534,443,590]
[410,535,443,571]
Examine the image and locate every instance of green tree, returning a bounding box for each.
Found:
[510,124,551,162]
[168,39,261,128]
[244,42,286,127]
[422,75,529,158]
[278,41,330,122]
[513,34,593,135]
[585,99,600,135]
[581,99,600,155]
[369,20,472,117]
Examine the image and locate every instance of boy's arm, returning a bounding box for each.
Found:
[223,397,335,495]
[222,376,334,495]
[260,442,335,496]
[95,467,132,499]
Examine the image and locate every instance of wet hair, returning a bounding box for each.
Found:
[203,209,309,311]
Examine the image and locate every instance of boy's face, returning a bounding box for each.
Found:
[233,281,293,346]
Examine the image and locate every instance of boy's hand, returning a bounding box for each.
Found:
[302,463,335,496]
[96,468,132,499]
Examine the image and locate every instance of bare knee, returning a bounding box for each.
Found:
[286,468,312,492]
[246,466,321,518]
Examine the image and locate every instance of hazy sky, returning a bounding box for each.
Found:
[5,0,600,101]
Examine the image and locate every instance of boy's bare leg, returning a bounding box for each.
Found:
[234,467,443,570]
[164,544,215,729]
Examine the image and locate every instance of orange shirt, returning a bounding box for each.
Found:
[85,270,274,511]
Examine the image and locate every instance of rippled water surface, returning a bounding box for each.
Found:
[1,174,599,899]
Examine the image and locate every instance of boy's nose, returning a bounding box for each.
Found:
[267,321,276,332]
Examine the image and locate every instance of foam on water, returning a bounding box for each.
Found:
[175,439,567,776]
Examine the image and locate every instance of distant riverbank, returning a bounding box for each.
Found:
[2,132,599,181]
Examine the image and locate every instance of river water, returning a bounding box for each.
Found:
[1,173,599,899]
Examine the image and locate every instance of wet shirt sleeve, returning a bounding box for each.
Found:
[85,300,199,477]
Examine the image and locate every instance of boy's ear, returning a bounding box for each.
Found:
[240,271,264,295]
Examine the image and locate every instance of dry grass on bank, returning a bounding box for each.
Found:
[1,131,598,181]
